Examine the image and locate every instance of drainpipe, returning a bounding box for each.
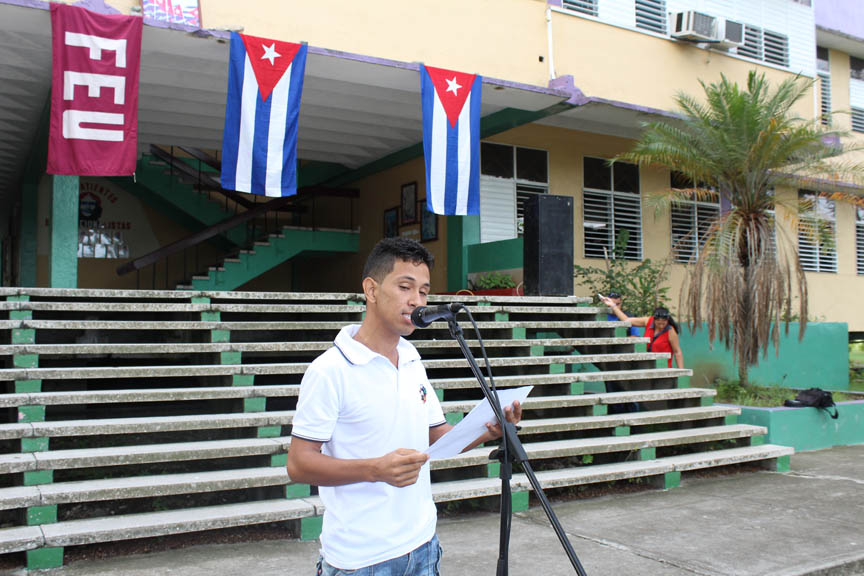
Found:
[546,7,556,80]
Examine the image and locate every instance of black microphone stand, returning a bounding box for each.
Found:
[443,307,588,576]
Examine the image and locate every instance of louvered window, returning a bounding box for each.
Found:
[669,173,720,263]
[857,207,864,275]
[798,191,837,273]
[853,108,864,133]
[738,25,763,61]
[737,26,790,68]
[562,0,598,17]
[764,31,789,67]
[480,143,548,240]
[819,73,831,125]
[635,0,666,34]
[583,157,642,260]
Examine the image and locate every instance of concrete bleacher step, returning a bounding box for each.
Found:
[0,337,648,358]
[0,301,606,316]
[433,424,766,470]
[517,405,739,435]
[0,384,705,410]
[0,411,296,440]
[431,368,687,390]
[0,467,288,510]
[0,352,668,381]
[39,499,315,550]
[0,437,290,474]
[0,385,302,408]
[430,444,794,503]
[0,319,626,332]
[441,387,715,413]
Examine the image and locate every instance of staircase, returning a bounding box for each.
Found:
[179,226,359,291]
[0,288,793,570]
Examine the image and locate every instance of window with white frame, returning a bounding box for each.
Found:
[479,142,548,242]
[562,0,597,17]
[669,172,720,263]
[857,207,864,275]
[798,190,837,273]
[817,47,831,126]
[737,25,789,68]
[635,0,666,34]
[583,157,642,260]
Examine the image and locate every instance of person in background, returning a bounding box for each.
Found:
[599,296,684,369]
[605,292,641,337]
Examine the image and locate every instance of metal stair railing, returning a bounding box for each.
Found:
[119,146,358,290]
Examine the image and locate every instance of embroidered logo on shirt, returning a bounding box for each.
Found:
[419,385,428,404]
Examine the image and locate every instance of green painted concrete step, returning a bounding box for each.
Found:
[517,405,740,435]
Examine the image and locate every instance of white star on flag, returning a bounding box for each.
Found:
[261,43,281,66]
[445,76,462,96]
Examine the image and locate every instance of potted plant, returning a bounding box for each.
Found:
[464,272,522,296]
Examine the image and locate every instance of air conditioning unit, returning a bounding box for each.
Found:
[671,10,717,42]
[716,18,745,49]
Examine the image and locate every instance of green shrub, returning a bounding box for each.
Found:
[470,272,516,290]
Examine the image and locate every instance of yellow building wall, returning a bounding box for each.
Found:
[481,122,864,330]
[551,13,814,117]
[200,0,550,89]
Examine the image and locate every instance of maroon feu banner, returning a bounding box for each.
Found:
[47,3,142,176]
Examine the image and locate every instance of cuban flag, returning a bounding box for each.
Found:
[421,65,482,215]
[221,32,306,197]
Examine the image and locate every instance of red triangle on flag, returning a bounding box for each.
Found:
[425,66,477,129]
[240,34,302,102]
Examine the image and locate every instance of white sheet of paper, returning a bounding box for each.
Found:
[425,386,533,460]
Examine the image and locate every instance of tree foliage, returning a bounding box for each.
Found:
[617,71,864,383]
[574,230,670,317]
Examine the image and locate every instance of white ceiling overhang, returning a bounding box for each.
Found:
[0,1,572,212]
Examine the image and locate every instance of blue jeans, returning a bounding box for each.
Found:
[316,534,442,575]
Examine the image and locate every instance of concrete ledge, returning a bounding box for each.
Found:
[573,368,691,382]
[40,499,314,548]
[32,437,289,470]
[0,412,295,439]
[736,401,864,451]
[0,525,44,554]
[0,337,649,357]
[0,354,670,381]
[432,424,767,470]
[658,444,794,471]
[518,406,739,435]
[0,386,301,407]
[441,388,716,413]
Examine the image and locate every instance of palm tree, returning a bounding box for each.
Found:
[618,71,864,385]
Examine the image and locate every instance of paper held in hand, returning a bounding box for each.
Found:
[425,386,533,460]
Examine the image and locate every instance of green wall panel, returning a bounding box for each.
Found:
[738,401,864,452]
[679,322,849,390]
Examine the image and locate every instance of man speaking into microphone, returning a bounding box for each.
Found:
[286,237,522,575]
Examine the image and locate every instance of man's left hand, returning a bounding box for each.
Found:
[483,400,522,441]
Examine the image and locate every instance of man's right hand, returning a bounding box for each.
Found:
[373,448,429,487]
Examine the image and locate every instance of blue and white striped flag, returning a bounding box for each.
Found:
[221,32,306,197]
[421,65,482,216]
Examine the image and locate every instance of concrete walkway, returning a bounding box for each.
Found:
[28,445,864,576]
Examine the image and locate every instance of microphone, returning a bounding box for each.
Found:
[410,303,463,328]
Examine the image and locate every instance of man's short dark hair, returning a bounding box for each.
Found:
[362,238,435,283]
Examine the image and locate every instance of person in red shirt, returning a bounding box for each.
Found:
[599,297,684,369]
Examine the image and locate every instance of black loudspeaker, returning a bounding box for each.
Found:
[524,194,574,296]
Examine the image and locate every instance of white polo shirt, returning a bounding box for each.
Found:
[291,325,446,570]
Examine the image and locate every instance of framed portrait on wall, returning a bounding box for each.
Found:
[383,207,399,238]
[401,182,417,225]
[420,199,437,242]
